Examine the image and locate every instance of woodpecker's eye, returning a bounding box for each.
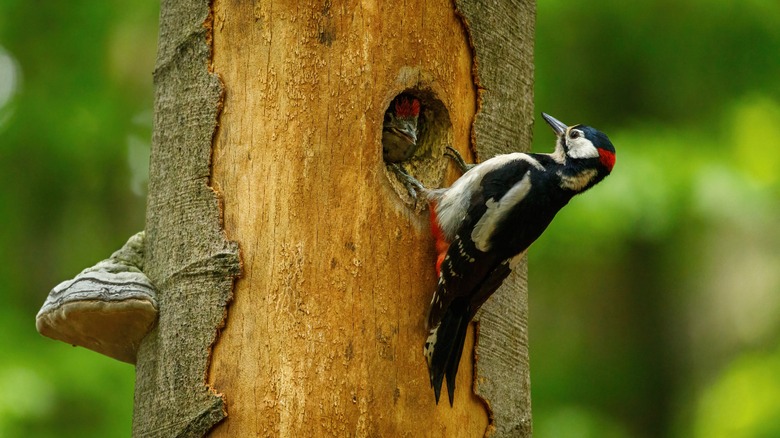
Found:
[569,130,581,139]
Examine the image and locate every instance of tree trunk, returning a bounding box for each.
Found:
[134,0,534,436]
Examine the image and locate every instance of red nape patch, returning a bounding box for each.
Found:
[395,97,420,119]
[429,204,450,277]
[598,148,616,172]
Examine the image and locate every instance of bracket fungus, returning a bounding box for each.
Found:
[36,231,158,364]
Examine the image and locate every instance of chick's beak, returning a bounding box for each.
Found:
[542,113,568,136]
[392,127,416,144]
[397,119,418,144]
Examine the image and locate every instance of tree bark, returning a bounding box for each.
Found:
[132,1,241,436]
[134,0,534,436]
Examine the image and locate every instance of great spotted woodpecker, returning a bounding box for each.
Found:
[394,113,616,405]
[382,95,421,162]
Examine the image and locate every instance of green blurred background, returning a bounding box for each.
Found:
[1,1,778,436]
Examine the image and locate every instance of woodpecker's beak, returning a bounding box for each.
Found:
[542,113,568,136]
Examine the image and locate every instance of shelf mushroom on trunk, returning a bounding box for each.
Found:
[36,231,158,364]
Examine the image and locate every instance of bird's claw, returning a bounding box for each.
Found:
[390,163,425,203]
[443,146,475,174]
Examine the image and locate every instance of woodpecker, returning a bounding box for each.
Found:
[382,95,421,162]
[394,113,616,405]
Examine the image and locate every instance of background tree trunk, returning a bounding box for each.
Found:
[134,0,534,436]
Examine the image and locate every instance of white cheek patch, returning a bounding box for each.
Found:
[567,137,599,159]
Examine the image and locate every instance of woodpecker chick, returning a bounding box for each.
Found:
[382,95,421,162]
[410,113,616,406]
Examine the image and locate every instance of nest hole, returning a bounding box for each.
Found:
[382,89,453,206]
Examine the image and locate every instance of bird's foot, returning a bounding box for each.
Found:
[390,163,426,202]
[443,146,474,174]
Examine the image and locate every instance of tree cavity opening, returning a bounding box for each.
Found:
[383,89,453,207]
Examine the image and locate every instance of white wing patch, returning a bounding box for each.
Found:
[435,153,543,241]
[471,171,533,252]
[516,154,545,171]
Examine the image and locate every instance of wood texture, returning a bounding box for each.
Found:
[208,0,533,436]
[453,1,536,435]
[133,0,534,436]
[133,0,241,436]
[207,0,485,436]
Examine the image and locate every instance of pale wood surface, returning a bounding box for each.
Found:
[208,0,487,436]
[134,0,533,436]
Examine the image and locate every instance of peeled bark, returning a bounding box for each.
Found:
[134,0,534,436]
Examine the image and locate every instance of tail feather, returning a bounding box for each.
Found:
[444,315,469,406]
[425,305,470,406]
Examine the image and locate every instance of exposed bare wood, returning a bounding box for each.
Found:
[208,0,486,435]
[134,0,533,436]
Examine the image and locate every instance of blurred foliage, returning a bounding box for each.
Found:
[693,345,780,437]
[0,0,778,436]
[531,1,780,437]
[0,0,156,436]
